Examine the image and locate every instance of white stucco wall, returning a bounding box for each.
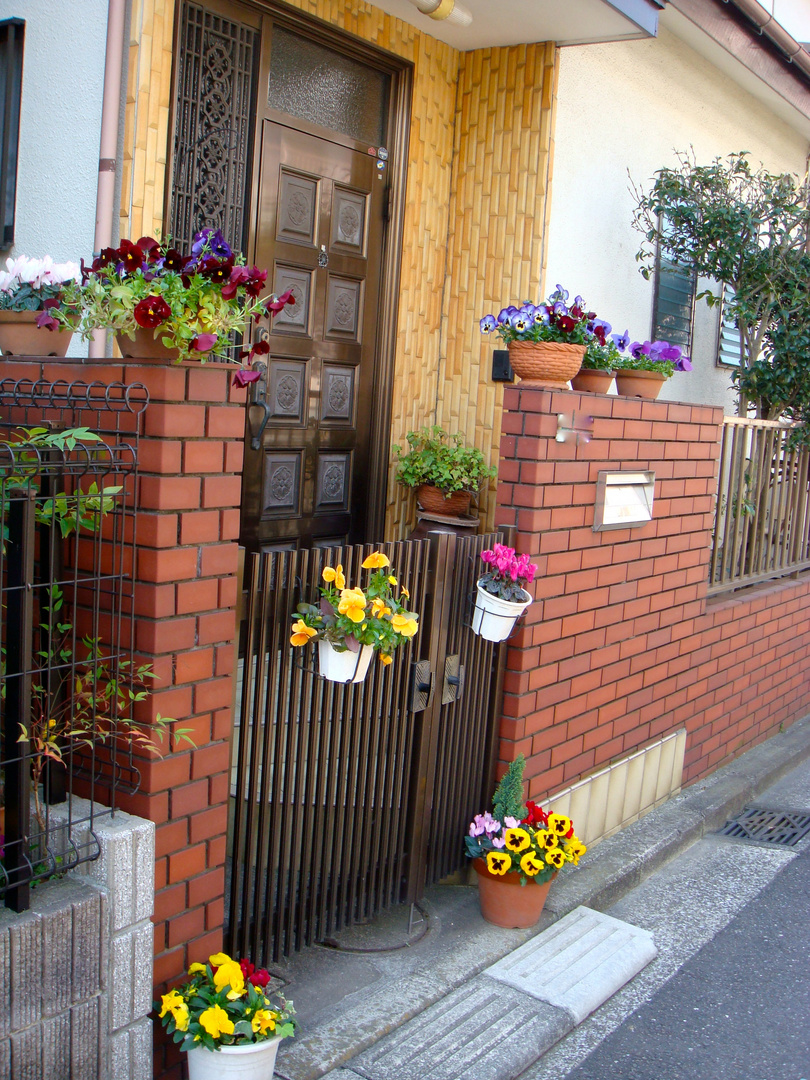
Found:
[0,0,109,354]
[544,24,810,412]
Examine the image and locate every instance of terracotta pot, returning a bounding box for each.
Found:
[571,369,615,394]
[614,369,667,400]
[473,858,554,928]
[507,341,585,389]
[115,327,182,362]
[186,1034,284,1079]
[416,484,471,517]
[0,311,74,356]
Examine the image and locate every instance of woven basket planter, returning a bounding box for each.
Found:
[508,341,585,389]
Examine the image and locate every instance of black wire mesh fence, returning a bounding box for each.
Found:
[0,377,147,911]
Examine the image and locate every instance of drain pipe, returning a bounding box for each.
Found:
[89,0,126,359]
[724,0,810,81]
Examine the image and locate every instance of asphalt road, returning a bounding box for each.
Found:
[565,842,810,1080]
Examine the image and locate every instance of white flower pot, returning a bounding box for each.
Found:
[472,581,531,642]
[318,640,374,683]
[186,1035,284,1079]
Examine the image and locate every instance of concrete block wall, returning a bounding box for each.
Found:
[495,385,810,801]
[0,801,155,1080]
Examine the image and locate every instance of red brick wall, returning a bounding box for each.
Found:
[495,385,810,801]
[3,358,245,1079]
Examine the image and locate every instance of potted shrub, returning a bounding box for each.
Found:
[156,951,296,1080]
[472,543,537,642]
[613,339,692,399]
[0,255,80,356]
[479,285,601,388]
[393,425,496,517]
[465,754,586,928]
[289,551,419,682]
[62,229,293,363]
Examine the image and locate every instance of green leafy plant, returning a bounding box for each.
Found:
[632,150,810,417]
[492,754,528,824]
[19,585,194,831]
[157,950,296,1051]
[392,426,496,497]
[582,338,622,372]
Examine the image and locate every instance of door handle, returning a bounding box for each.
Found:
[442,654,464,705]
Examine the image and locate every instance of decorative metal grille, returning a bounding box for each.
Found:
[718,806,810,848]
[0,378,147,912]
[170,2,259,253]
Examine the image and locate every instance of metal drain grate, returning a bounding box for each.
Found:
[718,806,810,847]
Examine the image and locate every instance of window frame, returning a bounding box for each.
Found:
[651,245,697,351]
[0,18,24,252]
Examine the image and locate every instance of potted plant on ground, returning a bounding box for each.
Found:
[613,339,692,399]
[0,255,80,356]
[156,951,296,1080]
[472,543,537,642]
[480,285,600,389]
[290,550,419,682]
[465,755,586,928]
[393,425,496,517]
[61,229,293,363]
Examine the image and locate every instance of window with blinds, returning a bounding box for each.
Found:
[0,19,24,251]
[652,255,695,350]
[717,285,744,366]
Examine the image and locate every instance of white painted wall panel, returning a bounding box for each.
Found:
[545,26,810,411]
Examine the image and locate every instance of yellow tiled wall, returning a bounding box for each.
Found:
[122,0,557,537]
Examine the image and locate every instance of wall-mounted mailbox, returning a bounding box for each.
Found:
[593,470,655,531]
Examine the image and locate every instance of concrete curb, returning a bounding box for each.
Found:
[275,715,810,1080]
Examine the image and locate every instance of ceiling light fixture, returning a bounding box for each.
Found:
[410,0,473,28]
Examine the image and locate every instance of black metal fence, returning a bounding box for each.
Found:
[227,529,510,962]
[0,377,147,911]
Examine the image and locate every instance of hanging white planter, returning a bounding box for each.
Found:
[186,1035,284,1080]
[472,581,532,642]
[318,640,375,683]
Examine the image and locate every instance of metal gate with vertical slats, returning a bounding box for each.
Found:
[226,529,509,962]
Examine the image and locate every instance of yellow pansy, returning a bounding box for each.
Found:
[371,598,391,618]
[208,952,233,967]
[290,619,318,647]
[503,827,531,853]
[172,1002,190,1031]
[388,576,398,586]
[362,551,390,569]
[159,989,185,1019]
[563,836,587,863]
[212,959,246,999]
[379,653,393,666]
[401,586,410,599]
[188,962,207,975]
[199,1003,235,1039]
[391,613,418,638]
[545,848,566,869]
[535,828,558,851]
[520,851,545,877]
[251,1008,278,1036]
[486,851,512,875]
[338,587,367,623]
[547,813,572,837]
[323,564,346,589]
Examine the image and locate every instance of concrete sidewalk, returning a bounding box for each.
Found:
[272,714,810,1080]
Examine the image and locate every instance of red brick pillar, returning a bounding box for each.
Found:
[5,356,246,1077]
[494,385,723,802]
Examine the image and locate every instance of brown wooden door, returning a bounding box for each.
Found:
[240,120,386,551]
